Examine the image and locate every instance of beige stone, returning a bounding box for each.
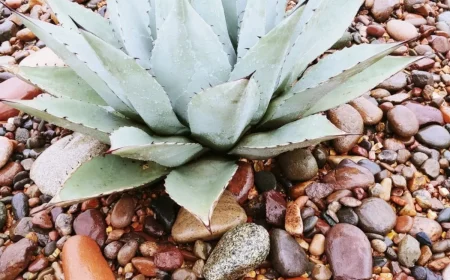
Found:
[172,191,246,243]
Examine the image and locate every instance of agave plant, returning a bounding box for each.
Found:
[0,0,419,226]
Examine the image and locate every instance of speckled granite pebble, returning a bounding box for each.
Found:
[203,223,269,280]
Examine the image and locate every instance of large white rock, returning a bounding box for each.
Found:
[30,133,108,196]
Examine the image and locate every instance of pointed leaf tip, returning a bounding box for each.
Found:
[165,157,238,227]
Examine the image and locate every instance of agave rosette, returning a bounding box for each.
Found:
[0,0,420,226]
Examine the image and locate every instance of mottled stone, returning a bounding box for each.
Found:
[328,105,364,154]
[410,217,443,242]
[398,235,421,267]
[355,198,396,234]
[0,238,36,280]
[203,224,270,280]
[326,224,372,280]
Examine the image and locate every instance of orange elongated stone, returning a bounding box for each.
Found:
[62,235,115,280]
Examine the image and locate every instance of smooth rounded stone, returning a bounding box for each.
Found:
[411,266,427,280]
[432,36,450,53]
[432,239,450,253]
[339,197,362,207]
[12,192,29,220]
[303,216,319,233]
[416,125,450,149]
[395,216,414,233]
[358,159,381,175]
[309,233,325,256]
[278,148,318,181]
[412,152,428,166]
[378,72,408,92]
[378,150,398,164]
[384,138,405,151]
[410,217,443,242]
[386,20,419,41]
[117,240,139,266]
[421,159,440,178]
[0,237,36,280]
[132,257,158,277]
[328,104,364,154]
[323,160,375,190]
[337,207,359,226]
[203,223,269,280]
[0,78,41,121]
[404,102,444,127]
[312,146,328,168]
[62,236,115,280]
[103,241,123,260]
[143,216,165,237]
[349,97,383,125]
[371,0,398,22]
[0,162,24,186]
[371,88,391,98]
[151,196,178,232]
[416,232,432,247]
[254,171,277,193]
[0,137,13,169]
[355,198,396,234]
[367,24,386,37]
[438,208,450,223]
[172,191,246,243]
[270,229,308,277]
[387,105,420,137]
[0,19,18,42]
[411,70,434,88]
[111,195,136,229]
[30,133,108,196]
[226,162,253,204]
[264,190,286,227]
[44,241,57,256]
[398,235,421,267]
[326,224,372,280]
[391,174,407,189]
[372,239,387,253]
[73,209,107,247]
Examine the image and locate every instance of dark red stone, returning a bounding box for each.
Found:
[154,248,184,271]
[264,190,286,227]
[226,162,254,204]
[73,209,107,247]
